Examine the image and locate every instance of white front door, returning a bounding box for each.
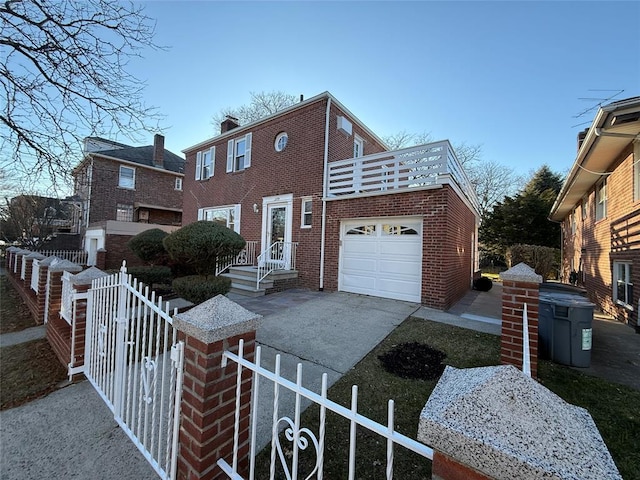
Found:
[261,194,293,268]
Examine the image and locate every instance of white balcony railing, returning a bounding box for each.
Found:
[326,140,480,213]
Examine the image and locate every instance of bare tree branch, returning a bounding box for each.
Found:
[211,90,298,128]
[0,0,164,192]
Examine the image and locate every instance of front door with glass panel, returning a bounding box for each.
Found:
[261,195,293,269]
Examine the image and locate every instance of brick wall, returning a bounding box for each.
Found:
[560,145,639,327]
[104,234,146,270]
[83,157,182,226]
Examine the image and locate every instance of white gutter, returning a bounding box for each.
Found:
[319,97,332,290]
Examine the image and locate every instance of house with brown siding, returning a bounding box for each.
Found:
[182,92,480,309]
[73,134,185,269]
[550,97,640,331]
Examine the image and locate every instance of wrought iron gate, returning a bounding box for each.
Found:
[84,263,184,480]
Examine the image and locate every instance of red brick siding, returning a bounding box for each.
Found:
[560,145,639,327]
[104,234,146,270]
[325,186,476,309]
[82,157,182,226]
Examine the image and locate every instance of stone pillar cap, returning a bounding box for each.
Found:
[39,256,61,266]
[499,262,542,283]
[418,365,621,479]
[25,252,46,260]
[49,259,83,273]
[71,266,108,285]
[174,295,262,344]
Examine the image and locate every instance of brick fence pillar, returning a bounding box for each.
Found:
[67,267,108,379]
[14,249,30,278]
[23,252,45,291]
[35,256,60,324]
[499,263,542,378]
[46,260,82,370]
[96,249,107,270]
[173,295,262,480]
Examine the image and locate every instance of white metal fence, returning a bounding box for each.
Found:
[216,241,259,275]
[84,263,184,480]
[218,340,434,480]
[256,242,298,288]
[37,249,88,265]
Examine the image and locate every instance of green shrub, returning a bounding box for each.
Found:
[506,244,560,280]
[127,265,173,286]
[163,221,246,277]
[172,275,231,304]
[127,228,169,265]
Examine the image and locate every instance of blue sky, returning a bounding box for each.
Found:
[125,0,639,181]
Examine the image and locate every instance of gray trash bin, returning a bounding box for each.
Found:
[539,293,595,367]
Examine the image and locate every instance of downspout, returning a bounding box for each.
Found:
[319,97,332,290]
[86,158,93,228]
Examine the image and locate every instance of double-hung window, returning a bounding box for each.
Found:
[570,210,577,235]
[227,133,252,172]
[596,179,607,221]
[354,134,364,158]
[581,197,588,221]
[197,205,241,233]
[175,177,183,191]
[195,147,215,180]
[613,261,633,309]
[119,166,135,189]
[301,197,312,228]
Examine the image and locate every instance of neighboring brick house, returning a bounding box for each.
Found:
[183,92,480,309]
[73,134,185,269]
[550,97,640,331]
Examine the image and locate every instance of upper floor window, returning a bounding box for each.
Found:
[227,133,252,173]
[581,197,588,221]
[196,147,215,180]
[301,197,312,228]
[119,166,135,189]
[175,177,183,191]
[197,205,241,233]
[596,179,607,221]
[116,203,133,222]
[613,261,633,309]
[570,210,577,235]
[634,141,640,202]
[354,135,364,158]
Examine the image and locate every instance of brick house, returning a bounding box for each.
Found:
[183,92,480,309]
[73,134,185,269]
[550,97,640,330]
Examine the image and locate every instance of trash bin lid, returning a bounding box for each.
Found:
[539,292,595,308]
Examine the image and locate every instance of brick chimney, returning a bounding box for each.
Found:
[153,134,164,168]
[577,128,589,152]
[221,115,240,134]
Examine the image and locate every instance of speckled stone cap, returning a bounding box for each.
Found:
[49,259,83,273]
[499,262,542,283]
[418,365,621,480]
[25,252,46,260]
[72,266,108,285]
[173,295,262,344]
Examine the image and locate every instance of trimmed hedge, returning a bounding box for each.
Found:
[127,266,173,286]
[127,228,168,265]
[172,275,231,304]
[163,221,246,277]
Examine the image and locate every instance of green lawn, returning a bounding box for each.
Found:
[254,317,639,479]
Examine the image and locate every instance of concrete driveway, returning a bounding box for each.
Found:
[0,291,420,479]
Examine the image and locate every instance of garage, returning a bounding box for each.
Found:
[339,217,423,302]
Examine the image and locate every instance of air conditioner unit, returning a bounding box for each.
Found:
[337,115,353,135]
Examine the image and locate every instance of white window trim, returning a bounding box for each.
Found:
[118,165,135,189]
[275,132,288,152]
[116,203,133,222]
[197,204,241,233]
[354,134,364,158]
[613,261,633,310]
[226,133,252,173]
[633,141,640,203]
[175,177,183,191]
[195,146,215,180]
[301,197,312,228]
[570,210,577,235]
[581,197,588,221]
[596,179,607,221]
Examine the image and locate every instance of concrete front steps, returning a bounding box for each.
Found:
[221,266,299,297]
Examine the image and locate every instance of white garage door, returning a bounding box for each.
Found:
[339,218,422,302]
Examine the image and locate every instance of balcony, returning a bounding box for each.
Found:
[326,140,480,213]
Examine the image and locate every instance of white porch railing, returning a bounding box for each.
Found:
[216,241,259,276]
[256,242,298,289]
[30,259,41,292]
[37,249,88,265]
[218,341,434,479]
[60,271,75,324]
[327,140,480,212]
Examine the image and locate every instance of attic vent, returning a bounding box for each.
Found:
[337,115,353,135]
[610,111,640,126]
